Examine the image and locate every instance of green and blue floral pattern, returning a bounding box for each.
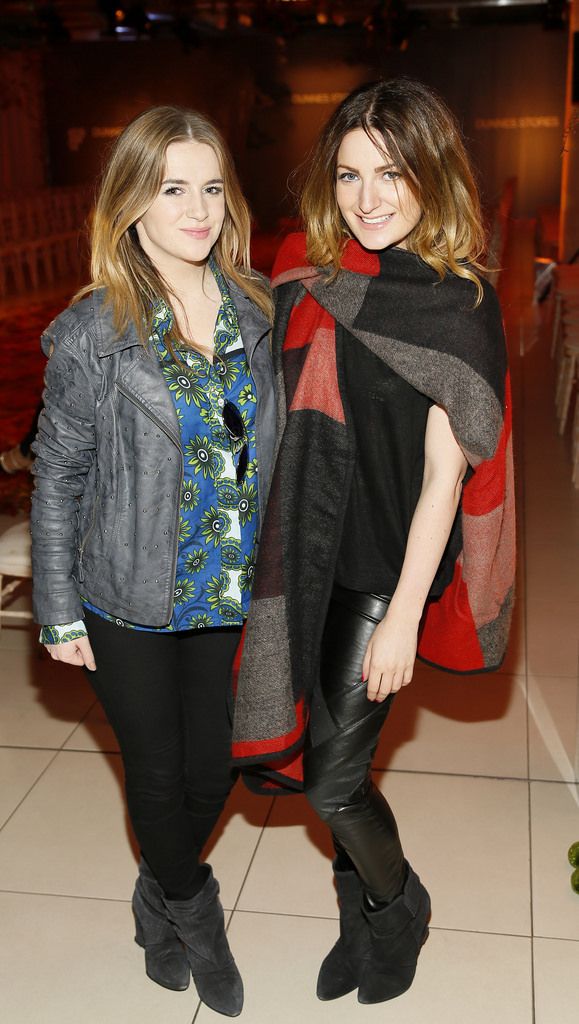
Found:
[39,621,88,645]
[79,261,259,634]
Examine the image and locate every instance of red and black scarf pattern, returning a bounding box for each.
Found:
[233,233,515,793]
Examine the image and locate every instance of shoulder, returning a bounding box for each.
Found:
[438,264,499,306]
[41,288,108,357]
[224,268,271,303]
[446,270,502,333]
[432,269,506,377]
[249,267,271,290]
[431,266,503,333]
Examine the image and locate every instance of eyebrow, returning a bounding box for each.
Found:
[336,162,398,174]
[161,177,224,186]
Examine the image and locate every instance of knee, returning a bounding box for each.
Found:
[124,758,184,816]
[304,775,331,821]
[184,766,236,811]
[304,767,366,824]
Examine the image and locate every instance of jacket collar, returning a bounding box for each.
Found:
[226,276,271,361]
[93,290,142,357]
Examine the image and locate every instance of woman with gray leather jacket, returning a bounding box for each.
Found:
[30,106,275,1019]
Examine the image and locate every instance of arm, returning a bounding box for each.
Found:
[31,319,99,668]
[363,404,468,701]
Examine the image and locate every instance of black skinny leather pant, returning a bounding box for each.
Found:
[84,610,240,900]
[304,584,406,903]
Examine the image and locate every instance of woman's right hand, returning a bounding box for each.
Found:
[44,635,97,671]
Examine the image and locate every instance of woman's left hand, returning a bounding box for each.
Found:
[362,610,418,701]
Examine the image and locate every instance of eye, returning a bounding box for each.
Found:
[337,171,358,183]
[204,185,223,195]
[384,170,402,182]
[163,186,183,196]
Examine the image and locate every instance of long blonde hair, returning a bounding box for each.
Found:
[76,105,272,336]
[300,78,486,302]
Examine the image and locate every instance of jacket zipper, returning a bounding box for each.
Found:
[78,492,100,583]
[115,382,184,621]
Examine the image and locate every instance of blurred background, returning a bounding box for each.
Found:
[1,9,579,1024]
[0,0,575,259]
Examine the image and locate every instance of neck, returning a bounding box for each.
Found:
[155,255,212,300]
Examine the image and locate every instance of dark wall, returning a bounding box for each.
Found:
[44,38,256,191]
[44,22,567,224]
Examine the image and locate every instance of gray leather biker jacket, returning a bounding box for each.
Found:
[31,282,275,627]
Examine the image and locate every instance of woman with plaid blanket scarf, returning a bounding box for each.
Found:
[233,79,515,1006]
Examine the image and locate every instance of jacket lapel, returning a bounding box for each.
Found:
[227,278,270,364]
[115,350,181,447]
[95,278,268,447]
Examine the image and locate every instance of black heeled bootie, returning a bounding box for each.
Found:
[132,860,190,991]
[357,862,430,1005]
[162,866,243,1017]
[316,860,370,1000]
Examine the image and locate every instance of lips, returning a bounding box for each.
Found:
[358,213,395,229]
[180,227,211,239]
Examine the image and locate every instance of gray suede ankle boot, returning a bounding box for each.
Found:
[357,862,431,1004]
[132,860,190,991]
[316,860,370,1000]
[162,866,243,1018]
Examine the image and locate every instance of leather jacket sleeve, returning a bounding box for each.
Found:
[31,318,100,624]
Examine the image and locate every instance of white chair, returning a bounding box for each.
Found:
[0,519,33,630]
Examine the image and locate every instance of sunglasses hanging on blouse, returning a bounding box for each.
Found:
[222,400,248,484]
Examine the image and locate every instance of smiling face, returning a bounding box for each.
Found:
[135,139,226,276]
[335,127,421,251]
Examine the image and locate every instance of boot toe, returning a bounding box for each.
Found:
[144,946,191,991]
[357,964,416,1004]
[194,964,244,1017]
[316,944,358,1000]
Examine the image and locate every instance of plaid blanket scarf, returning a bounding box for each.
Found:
[233,232,515,793]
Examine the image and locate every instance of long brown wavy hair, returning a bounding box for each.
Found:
[75,105,272,338]
[300,78,486,301]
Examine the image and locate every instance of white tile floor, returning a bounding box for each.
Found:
[1,280,578,1023]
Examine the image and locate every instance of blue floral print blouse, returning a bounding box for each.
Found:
[40,263,259,642]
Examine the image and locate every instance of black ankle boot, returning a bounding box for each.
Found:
[357,862,430,1004]
[163,866,243,1017]
[132,860,190,991]
[316,860,371,1000]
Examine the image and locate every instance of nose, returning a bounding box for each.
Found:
[358,179,381,215]
[185,192,208,221]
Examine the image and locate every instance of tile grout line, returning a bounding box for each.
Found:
[2,746,576,783]
[190,795,277,1024]
[0,743,121,755]
[227,795,277,919]
[56,695,103,752]
[0,746,62,836]
[372,766,536,783]
[2,885,577,945]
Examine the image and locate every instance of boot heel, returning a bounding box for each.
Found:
[357,862,431,1005]
[134,920,145,948]
[132,861,190,992]
[163,867,244,1017]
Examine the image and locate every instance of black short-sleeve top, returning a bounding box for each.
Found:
[334,325,459,598]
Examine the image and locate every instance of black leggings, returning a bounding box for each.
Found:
[84,610,241,900]
[304,585,406,904]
